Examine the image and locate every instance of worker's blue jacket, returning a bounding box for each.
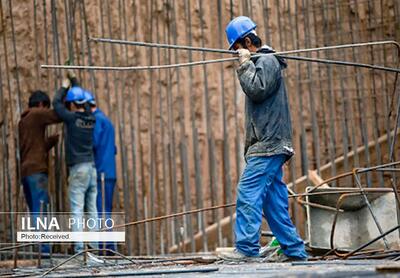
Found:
[93,109,117,180]
[237,45,294,160]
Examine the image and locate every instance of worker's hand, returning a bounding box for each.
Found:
[66,69,76,80]
[62,78,71,89]
[237,48,251,65]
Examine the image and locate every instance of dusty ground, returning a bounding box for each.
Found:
[3,258,400,277]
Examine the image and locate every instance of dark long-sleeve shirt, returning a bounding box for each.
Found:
[52,87,95,167]
[19,108,61,178]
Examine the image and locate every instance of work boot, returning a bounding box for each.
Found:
[266,252,307,263]
[218,248,260,262]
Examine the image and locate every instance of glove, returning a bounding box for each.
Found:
[62,78,71,89]
[237,48,251,65]
[66,69,76,80]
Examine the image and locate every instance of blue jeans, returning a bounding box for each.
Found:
[22,173,50,254]
[68,162,98,253]
[96,178,116,252]
[235,155,307,258]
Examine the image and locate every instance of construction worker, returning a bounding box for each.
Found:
[53,72,98,254]
[19,90,61,255]
[220,16,307,262]
[84,90,117,253]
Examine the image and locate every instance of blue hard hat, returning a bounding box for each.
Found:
[225,16,257,49]
[65,86,86,104]
[83,90,96,105]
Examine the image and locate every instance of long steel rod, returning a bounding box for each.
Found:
[90,38,399,57]
[41,54,400,73]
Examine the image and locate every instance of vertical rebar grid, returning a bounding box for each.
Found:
[0,1,399,260]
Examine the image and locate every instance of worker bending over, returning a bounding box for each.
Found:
[220,16,307,262]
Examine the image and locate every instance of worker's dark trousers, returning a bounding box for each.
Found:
[96,178,116,252]
[22,172,50,254]
[235,154,307,258]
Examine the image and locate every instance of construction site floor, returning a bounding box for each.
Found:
[3,258,400,277]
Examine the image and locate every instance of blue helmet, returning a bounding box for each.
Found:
[83,90,96,106]
[65,86,86,104]
[225,16,257,49]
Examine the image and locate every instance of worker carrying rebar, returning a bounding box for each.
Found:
[84,90,117,254]
[19,90,61,255]
[219,16,307,262]
[53,71,98,254]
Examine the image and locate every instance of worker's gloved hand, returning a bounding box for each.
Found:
[67,69,76,80]
[237,48,251,65]
[67,69,80,87]
[62,78,71,89]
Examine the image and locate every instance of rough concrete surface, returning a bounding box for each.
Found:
[5,259,400,277]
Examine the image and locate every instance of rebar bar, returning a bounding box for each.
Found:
[90,38,399,57]
[353,169,390,248]
[40,54,400,73]
[343,225,400,259]
[40,248,139,277]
